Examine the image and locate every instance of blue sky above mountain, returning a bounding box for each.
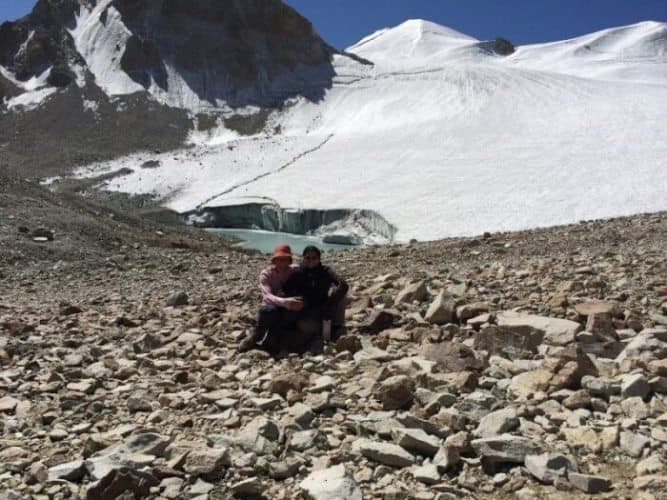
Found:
[1,0,665,49]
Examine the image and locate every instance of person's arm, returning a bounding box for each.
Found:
[259,270,290,308]
[326,266,349,303]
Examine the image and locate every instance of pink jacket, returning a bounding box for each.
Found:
[259,265,297,307]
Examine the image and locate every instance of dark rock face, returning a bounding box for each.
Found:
[0,0,83,83]
[477,37,516,56]
[110,0,336,106]
[0,0,340,176]
[1,0,336,105]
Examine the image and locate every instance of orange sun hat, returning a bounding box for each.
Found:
[271,244,293,263]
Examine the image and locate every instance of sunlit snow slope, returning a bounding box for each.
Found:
[77,20,667,242]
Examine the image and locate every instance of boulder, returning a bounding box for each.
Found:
[165,291,189,307]
[496,311,581,346]
[392,428,440,457]
[361,309,400,334]
[525,453,578,484]
[574,300,619,317]
[474,325,543,359]
[475,407,520,438]
[396,281,428,304]
[471,435,540,464]
[568,472,611,493]
[374,375,415,410]
[424,291,456,324]
[542,344,598,390]
[269,373,308,398]
[300,464,362,500]
[86,467,159,500]
[354,439,415,468]
[183,447,230,481]
[421,342,485,373]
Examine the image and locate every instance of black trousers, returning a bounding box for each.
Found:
[253,304,298,343]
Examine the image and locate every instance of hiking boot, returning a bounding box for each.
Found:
[238,335,257,353]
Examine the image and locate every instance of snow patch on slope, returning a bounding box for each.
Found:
[348,19,482,70]
[68,1,143,96]
[508,21,667,83]
[65,19,667,242]
[6,87,57,110]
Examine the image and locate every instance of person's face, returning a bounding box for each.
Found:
[273,256,291,271]
[302,251,320,269]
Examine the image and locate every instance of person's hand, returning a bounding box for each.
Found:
[285,297,304,311]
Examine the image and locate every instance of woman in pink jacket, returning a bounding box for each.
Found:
[238,244,304,352]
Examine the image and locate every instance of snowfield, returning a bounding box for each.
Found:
[63,19,667,242]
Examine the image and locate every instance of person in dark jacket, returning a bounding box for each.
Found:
[285,245,349,341]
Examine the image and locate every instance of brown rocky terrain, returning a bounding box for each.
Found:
[1,177,666,499]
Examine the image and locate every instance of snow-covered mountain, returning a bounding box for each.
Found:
[2,4,666,243]
[0,0,337,111]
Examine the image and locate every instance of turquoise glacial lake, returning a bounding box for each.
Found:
[207,228,356,254]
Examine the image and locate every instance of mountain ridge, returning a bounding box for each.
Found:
[1,7,666,243]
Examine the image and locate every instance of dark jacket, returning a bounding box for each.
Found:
[284,264,348,310]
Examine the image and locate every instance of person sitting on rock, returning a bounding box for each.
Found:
[284,245,349,342]
[238,244,304,352]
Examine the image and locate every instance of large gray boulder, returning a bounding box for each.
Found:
[300,465,362,500]
[496,311,581,346]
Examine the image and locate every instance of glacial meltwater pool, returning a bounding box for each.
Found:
[207,228,357,254]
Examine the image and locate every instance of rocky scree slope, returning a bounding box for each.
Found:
[0,205,666,498]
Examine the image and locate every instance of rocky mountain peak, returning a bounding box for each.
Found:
[0,0,337,108]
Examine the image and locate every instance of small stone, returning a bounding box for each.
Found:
[0,396,19,413]
[496,311,581,346]
[562,390,591,410]
[568,472,611,493]
[166,291,189,307]
[361,309,400,334]
[562,427,603,454]
[49,428,69,441]
[633,475,667,491]
[355,439,415,468]
[48,460,86,482]
[374,375,415,411]
[250,395,283,410]
[396,281,428,304]
[26,461,48,484]
[525,453,578,484]
[231,477,264,496]
[636,454,664,476]
[311,375,337,393]
[336,335,362,353]
[300,464,362,500]
[412,463,441,485]
[581,375,620,398]
[288,402,316,428]
[475,407,520,438]
[621,374,651,400]
[620,431,650,458]
[269,373,307,398]
[425,291,456,325]
[471,435,540,464]
[574,301,619,317]
[183,448,230,481]
[269,458,302,479]
[621,397,650,420]
[392,428,440,457]
[127,397,152,413]
[432,445,460,472]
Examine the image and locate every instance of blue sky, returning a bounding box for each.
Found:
[1,0,665,49]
